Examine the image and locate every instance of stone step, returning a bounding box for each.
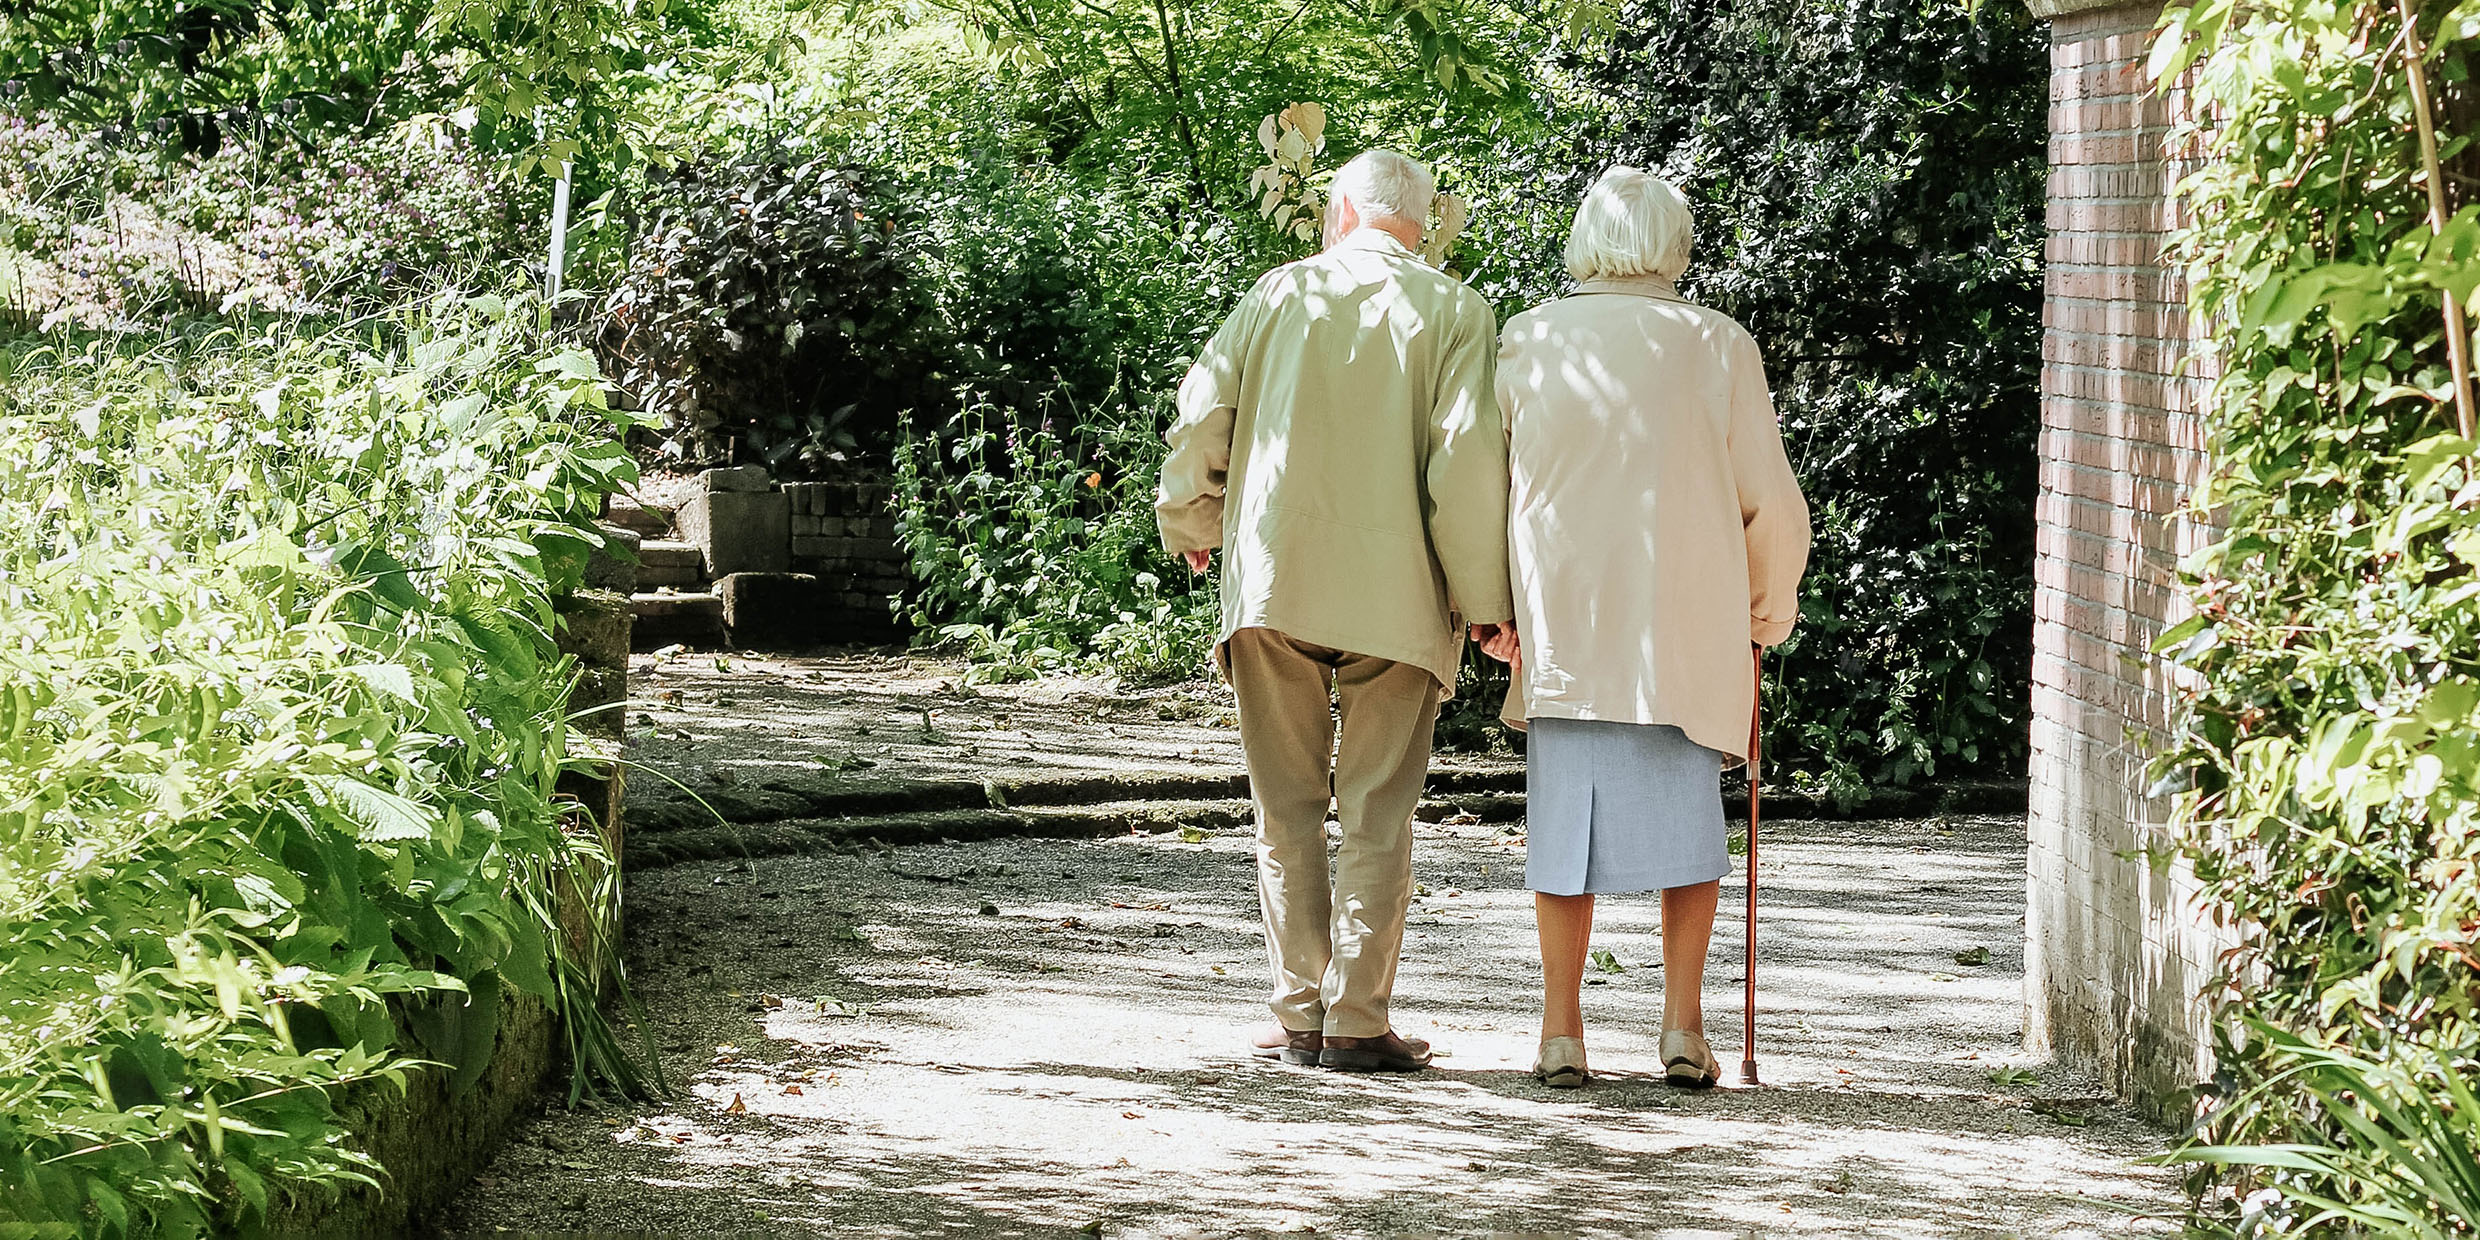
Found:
[630,590,726,649]
[636,539,706,590]
[606,496,673,538]
[639,567,704,591]
[638,539,703,568]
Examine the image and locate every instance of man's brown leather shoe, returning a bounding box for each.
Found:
[1250,1024,1323,1066]
[1319,1031,1433,1073]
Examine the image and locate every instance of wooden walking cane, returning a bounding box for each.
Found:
[1741,646,1763,1087]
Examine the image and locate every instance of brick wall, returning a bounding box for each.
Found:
[782,480,907,640]
[2024,0,2222,1117]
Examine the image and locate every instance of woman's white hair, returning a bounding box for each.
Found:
[1327,149,1435,227]
[1565,166,1695,282]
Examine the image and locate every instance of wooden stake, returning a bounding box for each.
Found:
[1741,646,1762,1088]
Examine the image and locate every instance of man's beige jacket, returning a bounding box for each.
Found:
[1156,229,1514,691]
[1494,275,1812,763]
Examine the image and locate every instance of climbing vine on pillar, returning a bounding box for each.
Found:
[2149,0,2480,1228]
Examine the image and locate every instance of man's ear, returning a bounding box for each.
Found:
[1323,196,1359,250]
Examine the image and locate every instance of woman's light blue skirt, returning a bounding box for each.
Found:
[1524,717,1729,896]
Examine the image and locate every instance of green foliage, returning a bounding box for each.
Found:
[0,292,652,1236]
[0,0,716,178]
[600,150,939,471]
[862,0,1574,202]
[2163,1021,2480,1239]
[2147,0,2480,1228]
[1568,0,2049,796]
[0,0,438,153]
[891,392,1217,686]
[426,0,687,176]
[597,30,1287,471]
[0,117,528,329]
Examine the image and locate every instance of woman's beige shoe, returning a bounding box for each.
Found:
[1534,1035,1589,1089]
[1660,1029,1719,1089]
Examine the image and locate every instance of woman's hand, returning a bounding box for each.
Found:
[1183,549,1211,574]
[1471,621,1522,671]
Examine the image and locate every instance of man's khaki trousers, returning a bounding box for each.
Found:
[1224,627,1441,1039]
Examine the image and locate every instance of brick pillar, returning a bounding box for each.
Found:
[2023,0,2222,1118]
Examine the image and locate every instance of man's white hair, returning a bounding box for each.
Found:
[1327,149,1435,227]
[1565,166,1695,282]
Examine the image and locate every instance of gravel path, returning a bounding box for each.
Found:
[443,811,2181,1238]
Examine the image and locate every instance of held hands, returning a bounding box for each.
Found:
[1471,621,1521,672]
[1183,549,1212,575]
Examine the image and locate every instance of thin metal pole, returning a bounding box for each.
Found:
[546,160,574,300]
[1741,646,1762,1087]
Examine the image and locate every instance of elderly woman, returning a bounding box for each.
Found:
[1485,167,1811,1089]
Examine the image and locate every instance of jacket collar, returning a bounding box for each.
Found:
[1574,274,1687,302]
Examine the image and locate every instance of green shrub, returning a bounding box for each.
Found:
[1568,0,2048,797]
[600,150,945,472]
[2148,0,2479,1228]
[892,390,1217,686]
[0,292,650,1236]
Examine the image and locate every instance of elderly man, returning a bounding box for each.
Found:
[1156,149,1514,1073]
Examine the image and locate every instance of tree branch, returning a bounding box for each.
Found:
[2400,0,2476,440]
[1150,0,1208,204]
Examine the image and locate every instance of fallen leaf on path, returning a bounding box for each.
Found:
[724,1093,747,1114]
[1954,946,1992,966]
[783,1085,804,1096]
[1590,949,1626,974]
[1121,1110,1143,1119]
[1108,900,1169,911]
[1210,965,1227,975]
[1929,971,1963,982]
[758,993,784,1009]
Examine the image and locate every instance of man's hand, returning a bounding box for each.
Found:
[1471,621,1521,671]
[1183,549,1212,575]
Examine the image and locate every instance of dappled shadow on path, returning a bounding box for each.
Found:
[441,815,2177,1239]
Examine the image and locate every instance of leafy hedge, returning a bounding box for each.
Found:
[0,294,647,1236]
[2148,0,2480,1231]
[1567,0,2049,795]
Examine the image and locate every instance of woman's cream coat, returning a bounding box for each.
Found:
[1496,276,1811,764]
